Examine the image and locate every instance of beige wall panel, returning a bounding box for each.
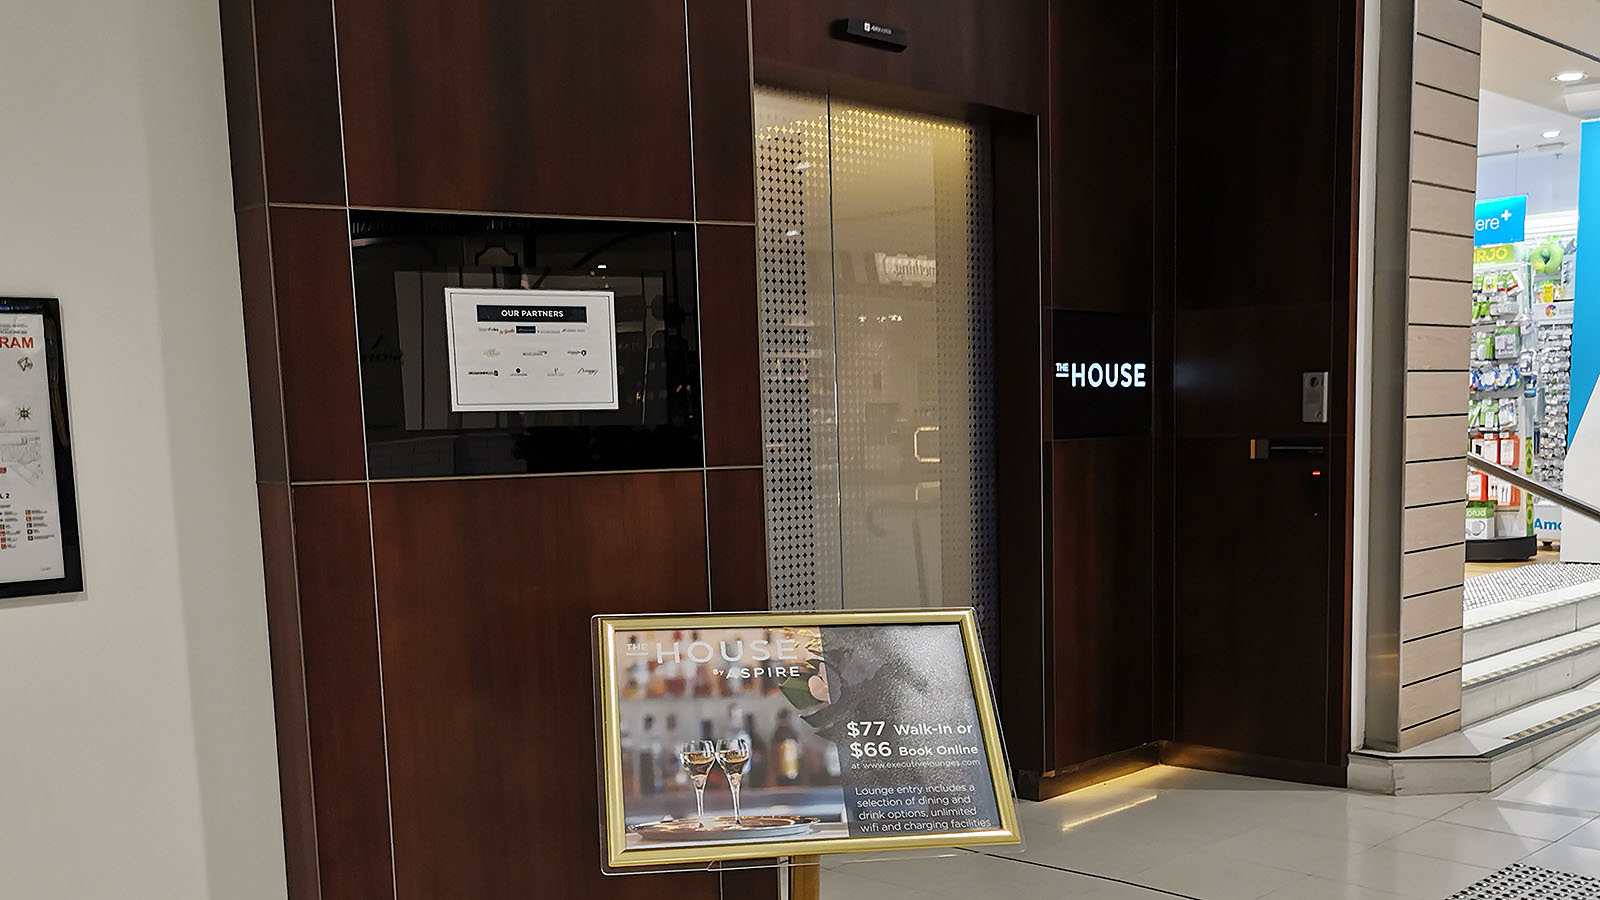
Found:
[1408,324,1468,371]
[1403,585,1466,641]
[1416,0,1483,52]
[1405,457,1465,507]
[1413,86,1479,144]
[1412,134,1477,191]
[1402,627,1464,685]
[1410,182,1474,237]
[1406,414,1467,461]
[1409,230,1474,281]
[1414,34,1480,97]
[1408,276,1470,326]
[1405,500,1466,552]
[1402,542,1466,597]
[1400,710,1463,750]
[1406,371,1468,417]
[1401,672,1464,730]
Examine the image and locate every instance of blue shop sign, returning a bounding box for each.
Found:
[1475,195,1527,246]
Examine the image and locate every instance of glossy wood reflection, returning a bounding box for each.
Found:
[751,0,1048,115]
[234,207,286,484]
[1051,440,1154,764]
[253,0,345,204]
[698,225,763,467]
[689,0,757,223]
[369,473,714,899]
[290,484,394,899]
[267,207,366,483]
[334,0,694,218]
[707,467,769,611]
[256,484,317,900]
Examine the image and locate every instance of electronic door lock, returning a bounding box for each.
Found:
[1302,371,1329,424]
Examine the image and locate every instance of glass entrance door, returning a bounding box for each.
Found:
[753,87,997,656]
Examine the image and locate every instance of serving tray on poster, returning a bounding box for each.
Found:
[633,816,818,842]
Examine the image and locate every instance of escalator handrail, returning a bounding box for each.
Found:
[1466,452,1600,526]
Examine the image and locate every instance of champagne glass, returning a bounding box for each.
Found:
[716,737,751,824]
[679,740,715,826]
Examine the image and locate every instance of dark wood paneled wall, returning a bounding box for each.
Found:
[220,0,764,896]
[1037,0,1160,789]
[221,1,1362,891]
[1159,0,1361,783]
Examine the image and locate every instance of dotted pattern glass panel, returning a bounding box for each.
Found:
[753,89,998,663]
[755,88,841,613]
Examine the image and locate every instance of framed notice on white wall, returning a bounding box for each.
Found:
[443,287,619,412]
[0,298,81,600]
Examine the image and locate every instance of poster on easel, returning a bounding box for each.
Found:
[592,608,1020,870]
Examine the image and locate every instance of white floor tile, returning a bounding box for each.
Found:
[1078,880,1185,899]
[1376,820,1548,869]
[1492,769,1600,814]
[987,830,1199,880]
[1523,841,1600,880]
[1554,818,1600,851]
[1315,846,1496,899]
[826,852,1099,900]
[820,869,930,900]
[1540,733,1600,774]
[1345,791,1477,820]
[1208,825,1368,876]
[1131,851,1304,900]
[1263,804,1432,846]
[1257,875,1416,900]
[1438,798,1595,841]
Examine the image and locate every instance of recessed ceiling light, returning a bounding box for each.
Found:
[1545,129,1563,139]
[1556,70,1588,82]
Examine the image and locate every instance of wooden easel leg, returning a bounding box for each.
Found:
[788,854,821,900]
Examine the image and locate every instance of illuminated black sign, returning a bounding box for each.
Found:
[1051,309,1152,439]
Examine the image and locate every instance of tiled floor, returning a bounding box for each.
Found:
[816,731,1600,899]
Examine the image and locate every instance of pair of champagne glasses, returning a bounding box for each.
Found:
[679,737,750,826]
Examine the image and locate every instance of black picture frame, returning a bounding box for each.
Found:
[0,297,83,600]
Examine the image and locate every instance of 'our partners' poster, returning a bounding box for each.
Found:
[595,610,1019,868]
[0,313,64,582]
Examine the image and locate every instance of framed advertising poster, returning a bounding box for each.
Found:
[593,609,1019,869]
[0,298,81,600]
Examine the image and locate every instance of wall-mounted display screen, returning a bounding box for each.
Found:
[350,212,701,478]
[1051,309,1152,439]
[443,287,620,412]
[0,298,81,600]
[593,609,1019,870]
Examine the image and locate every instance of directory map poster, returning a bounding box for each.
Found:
[0,299,80,598]
[594,609,1019,869]
[443,287,619,412]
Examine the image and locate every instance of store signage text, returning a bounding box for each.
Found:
[874,252,937,286]
[1474,195,1527,246]
[1053,361,1148,388]
[1474,243,1515,265]
[1051,309,1152,439]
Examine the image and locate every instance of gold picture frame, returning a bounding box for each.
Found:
[593,608,1021,869]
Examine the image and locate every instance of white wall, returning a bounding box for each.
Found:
[0,4,285,899]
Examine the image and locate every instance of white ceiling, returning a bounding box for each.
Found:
[1478,1,1600,155]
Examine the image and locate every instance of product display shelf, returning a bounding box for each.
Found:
[1468,259,1536,562]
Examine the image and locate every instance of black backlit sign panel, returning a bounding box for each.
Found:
[1051,309,1152,439]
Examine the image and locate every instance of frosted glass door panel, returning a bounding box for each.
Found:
[754,88,996,652]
